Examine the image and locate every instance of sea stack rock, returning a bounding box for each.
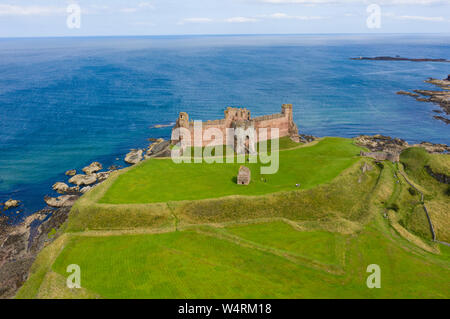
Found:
[3,199,20,210]
[125,149,143,165]
[82,162,102,175]
[65,169,76,176]
[44,195,79,208]
[52,182,69,194]
[68,174,97,186]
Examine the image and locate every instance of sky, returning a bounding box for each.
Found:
[0,0,449,37]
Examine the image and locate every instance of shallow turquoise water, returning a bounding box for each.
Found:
[0,34,449,217]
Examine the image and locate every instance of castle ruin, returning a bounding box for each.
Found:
[360,151,399,163]
[171,104,299,147]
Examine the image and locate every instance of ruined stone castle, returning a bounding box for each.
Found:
[171,104,299,147]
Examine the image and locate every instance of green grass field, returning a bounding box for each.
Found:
[100,137,361,204]
[22,218,449,299]
[16,137,450,299]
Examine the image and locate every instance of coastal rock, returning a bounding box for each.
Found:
[149,139,169,154]
[356,134,449,155]
[65,169,76,176]
[52,182,69,194]
[80,186,92,194]
[355,135,408,154]
[398,76,450,123]
[68,174,97,186]
[298,134,317,143]
[125,149,143,164]
[412,142,450,153]
[146,139,171,158]
[108,165,121,171]
[351,56,450,63]
[433,116,450,125]
[0,206,70,298]
[3,199,20,210]
[82,162,102,175]
[44,195,79,208]
[396,91,420,98]
[96,171,110,183]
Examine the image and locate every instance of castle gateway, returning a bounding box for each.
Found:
[171,104,299,147]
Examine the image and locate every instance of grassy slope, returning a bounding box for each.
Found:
[400,148,450,242]
[24,217,449,299]
[16,140,450,299]
[99,137,360,204]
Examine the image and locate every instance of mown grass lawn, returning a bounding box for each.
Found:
[225,221,345,266]
[99,137,361,204]
[49,219,450,299]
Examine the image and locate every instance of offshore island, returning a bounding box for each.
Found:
[1,104,450,299]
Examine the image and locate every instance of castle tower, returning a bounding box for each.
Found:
[281,104,298,139]
[281,104,293,122]
[176,112,189,128]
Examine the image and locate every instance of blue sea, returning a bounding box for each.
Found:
[1,34,449,220]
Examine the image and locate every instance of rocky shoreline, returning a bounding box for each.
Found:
[355,134,450,154]
[396,75,450,124]
[0,137,172,298]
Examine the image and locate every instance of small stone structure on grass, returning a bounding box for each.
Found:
[237,166,251,185]
[360,151,399,163]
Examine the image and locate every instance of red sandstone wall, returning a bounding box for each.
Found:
[177,116,291,147]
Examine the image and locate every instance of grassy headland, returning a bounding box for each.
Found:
[16,137,450,299]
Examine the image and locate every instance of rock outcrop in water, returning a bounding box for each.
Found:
[44,195,79,208]
[125,149,143,164]
[145,139,171,159]
[1,200,20,211]
[351,56,450,63]
[52,182,69,194]
[68,174,97,186]
[65,169,76,176]
[82,162,103,175]
[355,135,449,154]
[396,75,450,124]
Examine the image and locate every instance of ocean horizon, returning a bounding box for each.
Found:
[1,33,449,220]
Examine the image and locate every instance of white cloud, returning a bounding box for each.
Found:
[259,0,450,4]
[178,17,214,25]
[397,15,445,20]
[138,2,155,10]
[225,16,259,23]
[118,2,155,14]
[0,4,64,16]
[266,12,325,19]
[384,11,447,21]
